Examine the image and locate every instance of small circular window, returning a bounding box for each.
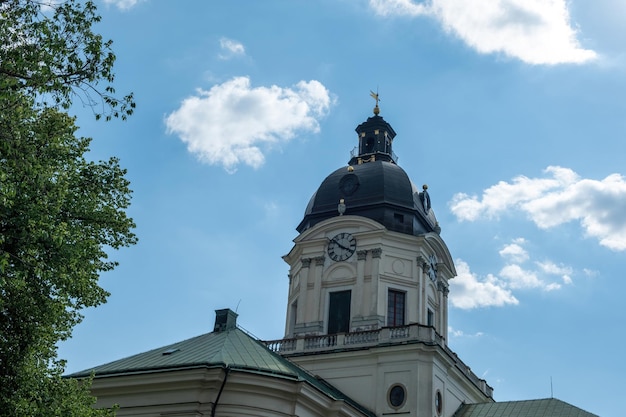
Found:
[388,384,406,409]
[435,390,443,415]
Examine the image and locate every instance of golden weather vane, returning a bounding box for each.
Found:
[370,89,380,115]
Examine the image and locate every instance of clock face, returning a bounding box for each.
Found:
[327,232,357,261]
[428,254,438,282]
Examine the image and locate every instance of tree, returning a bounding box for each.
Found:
[0,1,136,415]
[0,95,136,415]
[0,0,135,120]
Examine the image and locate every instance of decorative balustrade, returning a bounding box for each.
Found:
[264,338,296,352]
[344,329,380,345]
[389,325,409,339]
[263,323,439,354]
[262,323,491,398]
[304,334,337,349]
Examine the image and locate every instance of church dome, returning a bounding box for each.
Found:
[297,108,439,236]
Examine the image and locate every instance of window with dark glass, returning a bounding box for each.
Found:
[289,300,297,335]
[387,290,405,327]
[364,137,375,153]
[427,308,434,327]
[435,390,443,415]
[388,384,406,408]
[328,290,351,334]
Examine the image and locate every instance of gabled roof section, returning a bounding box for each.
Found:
[68,328,296,378]
[68,327,377,417]
[454,398,599,417]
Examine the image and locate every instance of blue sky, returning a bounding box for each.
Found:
[57,1,625,416]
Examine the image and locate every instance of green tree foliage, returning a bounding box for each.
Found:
[0,0,135,120]
[0,1,137,415]
[0,95,136,417]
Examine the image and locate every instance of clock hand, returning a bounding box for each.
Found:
[330,238,350,251]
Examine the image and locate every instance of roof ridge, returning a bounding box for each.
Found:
[454,397,599,417]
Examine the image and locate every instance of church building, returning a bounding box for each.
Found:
[72,101,598,417]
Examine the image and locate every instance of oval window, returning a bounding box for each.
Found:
[388,384,406,408]
[435,390,443,415]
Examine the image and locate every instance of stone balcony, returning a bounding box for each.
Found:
[262,323,493,399]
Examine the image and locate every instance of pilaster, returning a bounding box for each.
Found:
[297,257,324,334]
[417,255,427,324]
[437,279,449,342]
[298,258,312,330]
[311,256,325,323]
[354,250,368,319]
[369,248,382,319]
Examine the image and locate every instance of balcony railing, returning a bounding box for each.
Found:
[350,147,398,163]
[262,323,492,399]
[264,323,440,353]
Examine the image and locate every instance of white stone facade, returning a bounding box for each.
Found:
[274,215,492,417]
[90,367,370,417]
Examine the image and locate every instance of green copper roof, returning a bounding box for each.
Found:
[454,398,599,417]
[69,328,296,378]
[69,327,376,417]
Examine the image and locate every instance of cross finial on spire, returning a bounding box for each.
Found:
[370,89,380,115]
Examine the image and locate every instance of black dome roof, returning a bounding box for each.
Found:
[297,111,439,236]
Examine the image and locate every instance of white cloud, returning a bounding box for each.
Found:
[449,327,484,338]
[536,260,572,276]
[103,0,143,10]
[369,0,596,65]
[583,268,599,278]
[450,238,577,309]
[449,259,519,309]
[165,77,334,172]
[543,282,562,291]
[536,261,573,285]
[450,166,626,251]
[499,241,528,263]
[219,38,245,60]
[498,240,571,290]
[370,0,429,16]
[500,264,544,289]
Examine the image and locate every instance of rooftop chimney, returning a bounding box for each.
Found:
[214,308,238,332]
